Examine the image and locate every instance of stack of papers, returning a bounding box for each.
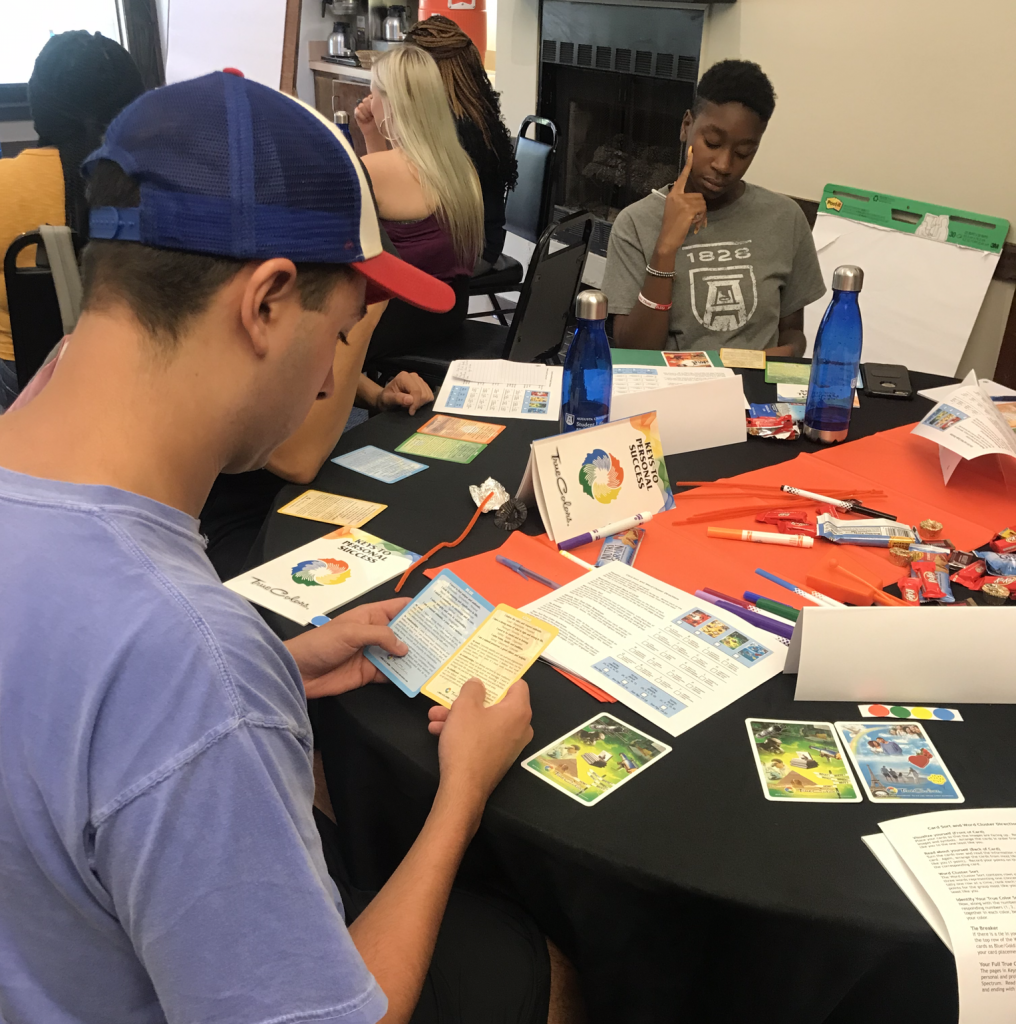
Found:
[434,359,563,421]
[912,370,1016,483]
[865,808,1016,1022]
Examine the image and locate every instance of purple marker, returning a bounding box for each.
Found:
[557,511,654,551]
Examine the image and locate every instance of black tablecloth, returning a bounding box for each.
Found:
[249,368,1010,1022]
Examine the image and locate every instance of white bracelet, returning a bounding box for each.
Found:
[637,292,673,311]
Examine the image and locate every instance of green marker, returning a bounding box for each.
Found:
[744,592,800,622]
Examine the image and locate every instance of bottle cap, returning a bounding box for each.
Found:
[575,289,608,320]
[831,265,864,292]
[333,110,349,125]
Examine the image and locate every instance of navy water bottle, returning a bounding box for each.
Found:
[803,265,864,443]
[333,110,353,146]
[561,290,612,432]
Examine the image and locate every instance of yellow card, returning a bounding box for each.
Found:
[422,605,558,709]
[720,348,766,369]
[417,414,506,444]
[277,490,387,528]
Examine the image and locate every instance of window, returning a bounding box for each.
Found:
[0,2,124,86]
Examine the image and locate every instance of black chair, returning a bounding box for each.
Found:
[467,115,559,326]
[374,209,594,391]
[4,231,71,389]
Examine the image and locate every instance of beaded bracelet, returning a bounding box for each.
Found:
[637,292,673,311]
[645,263,676,278]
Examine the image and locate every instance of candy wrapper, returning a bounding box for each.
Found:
[755,509,816,536]
[910,560,955,603]
[898,576,921,605]
[816,514,917,547]
[989,527,1016,554]
[469,477,509,511]
[977,549,1016,576]
[747,403,799,440]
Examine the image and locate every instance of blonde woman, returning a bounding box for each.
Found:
[354,45,483,287]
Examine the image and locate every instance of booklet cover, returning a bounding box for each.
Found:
[516,412,675,543]
[224,527,419,626]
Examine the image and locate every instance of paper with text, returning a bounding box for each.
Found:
[422,605,557,708]
[277,490,387,528]
[454,360,551,385]
[434,362,563,420]
[365,570,493,697]
[416,414,506,444]
[879,809,1016,1022]
[523,563,786,737]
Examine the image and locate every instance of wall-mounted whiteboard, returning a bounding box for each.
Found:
[165,0,288,89]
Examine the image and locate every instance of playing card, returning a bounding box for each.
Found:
[522,713,671,806]
[416,414,505,444]
[836,721,964,803]
[745,719,861,802]
[395,433,486,464]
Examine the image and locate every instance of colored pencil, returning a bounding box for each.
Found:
[754,568,844,607]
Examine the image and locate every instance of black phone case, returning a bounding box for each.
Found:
[863,363,913,399]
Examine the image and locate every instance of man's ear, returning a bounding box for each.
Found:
[679,109,693,144]
[239,258,300,358]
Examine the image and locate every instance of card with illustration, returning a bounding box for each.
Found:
[835,721,964,803]
[764,361,812,385]
[746,719,861,802]
[663,350,713,368]
[522,713,671,806]
[331,445,428,483]
[417,414,506,445]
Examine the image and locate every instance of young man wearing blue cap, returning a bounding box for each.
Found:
[0,72,568,1024]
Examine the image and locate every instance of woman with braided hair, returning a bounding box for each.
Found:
[0,31,144,408]
[404,15,518,269]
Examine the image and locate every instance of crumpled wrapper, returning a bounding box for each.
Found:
[469,477,509,511]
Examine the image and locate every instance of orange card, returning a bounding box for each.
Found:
[417,414,506,445]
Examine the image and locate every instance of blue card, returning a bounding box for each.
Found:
[331,445,428,484]
[365,569,494,697]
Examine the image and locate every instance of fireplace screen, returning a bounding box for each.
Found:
[540,62,695,224]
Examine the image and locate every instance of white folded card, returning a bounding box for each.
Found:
[609,374,746,457]
[786,605,1015,703]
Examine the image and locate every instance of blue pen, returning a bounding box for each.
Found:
[711,598,795,641]
[495,555,561,590]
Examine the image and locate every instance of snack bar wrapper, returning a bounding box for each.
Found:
[815,514,918,547]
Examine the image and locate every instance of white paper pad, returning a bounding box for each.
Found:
[803,213,1000,376]
[166,0,287,88]
[609,374,747,457]
[788,605,1016,703]
[454,360,551,385]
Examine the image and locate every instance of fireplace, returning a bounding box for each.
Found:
[538,0,707,255]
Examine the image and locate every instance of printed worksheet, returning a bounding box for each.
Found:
[523,563,787,738]
[877,809,1016,1023]
[610,364,733,397]
[434,361,563,421]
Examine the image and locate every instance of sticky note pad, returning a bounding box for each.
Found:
[331,445,428,483]
[417,414,505,444]
[395,433,486,464]
[277,490,387,528]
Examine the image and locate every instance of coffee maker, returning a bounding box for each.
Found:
[321,0,370,56]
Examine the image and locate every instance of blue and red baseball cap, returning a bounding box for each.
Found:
[83,70,455,312]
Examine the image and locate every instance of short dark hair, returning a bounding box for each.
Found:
[81,160,353,345]
[693,60,776,124]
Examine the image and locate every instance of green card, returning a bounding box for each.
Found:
[395,433,486,464]
[609,348,723,367]
[765,361,812,384]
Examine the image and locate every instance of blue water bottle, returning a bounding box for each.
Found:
[561,289,612,432]
[803,265,864,444]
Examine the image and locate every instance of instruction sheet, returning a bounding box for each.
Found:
[523,563,787,738]
[434,360,563,420]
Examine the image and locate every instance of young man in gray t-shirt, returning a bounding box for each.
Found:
[603,60,826,356]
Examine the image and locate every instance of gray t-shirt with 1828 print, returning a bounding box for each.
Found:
[602,181,827,350]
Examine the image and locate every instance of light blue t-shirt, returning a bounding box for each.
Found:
[0,467,387,1024]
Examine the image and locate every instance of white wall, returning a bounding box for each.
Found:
[701,0,1016,378]
[495,0,538,134]
[297,0,338,103]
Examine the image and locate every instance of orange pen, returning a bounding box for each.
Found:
[707,527,814,548]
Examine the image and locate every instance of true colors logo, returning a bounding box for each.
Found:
[291,558,351,586]
[579,449,623,504]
